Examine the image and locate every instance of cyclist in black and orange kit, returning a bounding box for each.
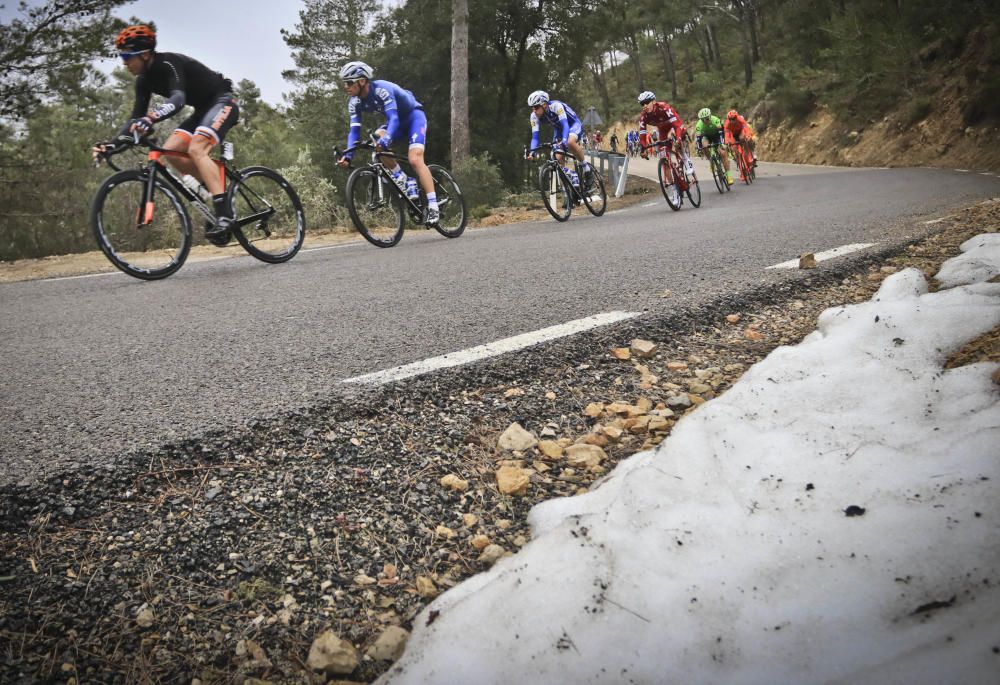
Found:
[93,25,240,240]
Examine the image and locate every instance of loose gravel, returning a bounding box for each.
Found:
[1,200,997,684]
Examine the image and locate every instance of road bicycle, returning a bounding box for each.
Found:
[529,142,607,222]
[644,139,701,211]
[729,140,756,184]
[700,143,731,194]
[336,135,467,248]
[92,130,305,280]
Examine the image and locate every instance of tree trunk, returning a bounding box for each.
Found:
[588,61,611,125]
[450,0,469,164]
[748,0,761,62]
[708,23,723,69]
[656,32,678,101]
[692,30,710,72]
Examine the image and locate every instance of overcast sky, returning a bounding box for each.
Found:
[1,0,305,104]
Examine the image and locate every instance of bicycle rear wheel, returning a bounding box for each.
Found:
[427,164,467,238]
[582,167,607,216]
[228,166,306,263]
[735,147,752,184]
[539,165,572,221]
[346,167,405,247]
[90,169,191,280]
[657,158,682,211]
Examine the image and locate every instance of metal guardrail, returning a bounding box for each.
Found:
[586,150,629,197]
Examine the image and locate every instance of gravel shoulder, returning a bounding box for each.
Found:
[1,199,998,683]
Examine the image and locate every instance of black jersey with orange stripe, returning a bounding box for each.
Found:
[125,52,233,129]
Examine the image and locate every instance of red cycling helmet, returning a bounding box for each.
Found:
[116,25,157,52]
[727,109,739,120]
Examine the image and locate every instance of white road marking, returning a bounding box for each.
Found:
[923,217,950,225]
[39,271,120,282]
[642,202,659,207]
[342,310,641,386]
[980,172,995,176]
[766,243,876,270]
[955,169,970,173]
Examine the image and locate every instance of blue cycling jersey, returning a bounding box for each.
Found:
[346,79,424,156]
[529,100,582,150]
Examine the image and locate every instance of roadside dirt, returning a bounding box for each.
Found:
[0,179,659,284]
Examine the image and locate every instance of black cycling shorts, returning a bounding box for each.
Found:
[175,94,239,144]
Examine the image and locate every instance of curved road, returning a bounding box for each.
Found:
[1,160,997,483]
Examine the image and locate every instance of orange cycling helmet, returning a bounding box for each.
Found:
[116,25,156,52]
[727,109,739,120]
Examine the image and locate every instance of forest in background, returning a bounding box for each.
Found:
[2,0,998,261]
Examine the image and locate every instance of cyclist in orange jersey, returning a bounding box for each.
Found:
[724,109,758,173]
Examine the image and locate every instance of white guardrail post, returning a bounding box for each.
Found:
[586,151,629,198]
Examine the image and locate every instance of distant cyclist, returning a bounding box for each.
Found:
[724,109,758,171]
[524,90,593,189]
[335,61,439,225]
[694,108,734,185]
[93,26,240,240]
[636,91,693,173]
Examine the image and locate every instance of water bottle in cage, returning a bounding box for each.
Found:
[181,174,212,203]
[221,142,234,161]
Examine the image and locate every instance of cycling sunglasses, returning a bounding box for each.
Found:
[342,79,361,87]
[119,49,150,61]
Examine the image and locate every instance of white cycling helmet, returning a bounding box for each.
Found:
[339,61,373,81]
[527,90,549,107]
[638,90,656,104]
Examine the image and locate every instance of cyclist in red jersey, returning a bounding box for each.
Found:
[636,91,693,173]
[724,109,758,172]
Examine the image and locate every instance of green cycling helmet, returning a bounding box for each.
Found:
[698,107,712,119]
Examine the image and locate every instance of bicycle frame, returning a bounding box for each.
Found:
[337,138,427,223]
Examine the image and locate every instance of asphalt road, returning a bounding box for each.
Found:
[2,160,998,484]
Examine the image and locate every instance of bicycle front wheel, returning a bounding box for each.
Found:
[346,168,405,247]
[229,166,306,263]
[428,164,467,238]
[657,158,682,211]
[582,168,607,217]
[90,169,191,280]
[711,156,727,193]
[685,168,702,208]
[539,165,572,222]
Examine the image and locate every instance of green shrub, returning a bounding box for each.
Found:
[962,74,1000,125]
[452,153,507,210]
[277,148,347,232]
[769,84,816,123]
[904,97,932,126]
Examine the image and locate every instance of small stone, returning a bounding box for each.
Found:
[495,466,531,495]
[366,625,410,661]
[136,606,154,629]
[582,432,609,447]
[726,314,741,324]
[744,328,765,342]
[462,513,479,527]
[435,525,455,539]
[611,347,632,360]
[666,394,692,409]
[666,361,688,371]
[630,339,658,359]
[307,630,359,675]
[565,444,607,468]
[583,402,605,418]
[545,391,557,400]
[478,544,506,565]
[415,575,438,598]
[602,425,624,440]
[538,440,564,459]
[688,382,712,394]
[498,423,537,451]
[470,534,491,551]
[991,367,1000,385]
[353,574,376,586]
[440,474,469,492]
[799,253,817,269]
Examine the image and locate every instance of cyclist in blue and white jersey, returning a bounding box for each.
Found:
[524,90,593,188]
[335,61,439,225]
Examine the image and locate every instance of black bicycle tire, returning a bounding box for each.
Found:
[427,164,468,238]
[346,167,405,247]
[90,169,192,280]
[685,167,702,208]
[228,166,306,263]
[710,155,726,193]
[539,164,572,221]
[582,169,607,217]
[657,158,682,211]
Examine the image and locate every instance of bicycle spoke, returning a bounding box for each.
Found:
[229,167,305,263]
[347,168,405,247]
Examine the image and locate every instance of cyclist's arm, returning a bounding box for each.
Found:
[344,97,362,159]
[146,59,187,124]
[529,111,541,151]
[374,85,400,147]
[551,102,570,145]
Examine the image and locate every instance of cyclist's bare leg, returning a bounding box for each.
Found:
[161,131,200,178]
[188,134,223,195]
[567,134,585,163]
[408,146,433,197]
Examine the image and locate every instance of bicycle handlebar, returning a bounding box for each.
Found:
[334,132,403,166]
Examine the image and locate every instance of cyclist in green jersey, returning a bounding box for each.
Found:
[694,108,734,185]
